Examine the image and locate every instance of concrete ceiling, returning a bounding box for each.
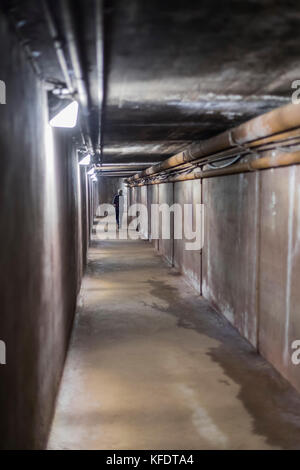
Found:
[2,0,300,168]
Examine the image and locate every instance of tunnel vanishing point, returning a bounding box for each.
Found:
[1,0,300,451]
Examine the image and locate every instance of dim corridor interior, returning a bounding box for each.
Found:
[47,217,300,450]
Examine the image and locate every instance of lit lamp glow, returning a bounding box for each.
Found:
[79,154,91,165]
[50,101,79,128]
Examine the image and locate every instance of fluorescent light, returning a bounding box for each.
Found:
[79,154,91,165]
[50,101,79,128]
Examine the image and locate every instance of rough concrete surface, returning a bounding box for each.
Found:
[48,221,300,450]
[149,185,160,252]
[129,171,300,397]
[259,166,300,392]
[158,182,174,265]
[174,180,202,294]
[103,0,298,162]
[98,176,125,205]
[202,173,259,347]
[0,12,87,449]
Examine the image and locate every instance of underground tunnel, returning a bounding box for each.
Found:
[1,0,300,453]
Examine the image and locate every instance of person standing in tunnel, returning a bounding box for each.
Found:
[113,189,124,229]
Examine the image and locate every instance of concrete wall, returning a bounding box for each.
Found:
[202,168,300,392]
[148,184,159,251]
[129,180,202,292]
[98,176,125,205]
[158,183,174,265]
[130,164,300,393]
[80,168,89,269]
[127,184,139,228]
[0,13,88,449]
[258,167,300,392]
[140,185,148,239]
[202,173,259,347]
[174,180,202,294]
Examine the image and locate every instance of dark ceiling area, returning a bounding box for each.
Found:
[2,0,300,169]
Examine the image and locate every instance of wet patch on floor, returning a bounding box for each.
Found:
[145,278,300,449]
[48,238,300,450]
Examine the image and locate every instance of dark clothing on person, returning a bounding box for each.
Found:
[113,194,120,228]
[113,194,120,208]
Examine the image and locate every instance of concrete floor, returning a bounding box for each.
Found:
[48,220,300,450]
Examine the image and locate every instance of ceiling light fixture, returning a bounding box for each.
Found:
[79,154,91,165]
[50,101,79,128]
